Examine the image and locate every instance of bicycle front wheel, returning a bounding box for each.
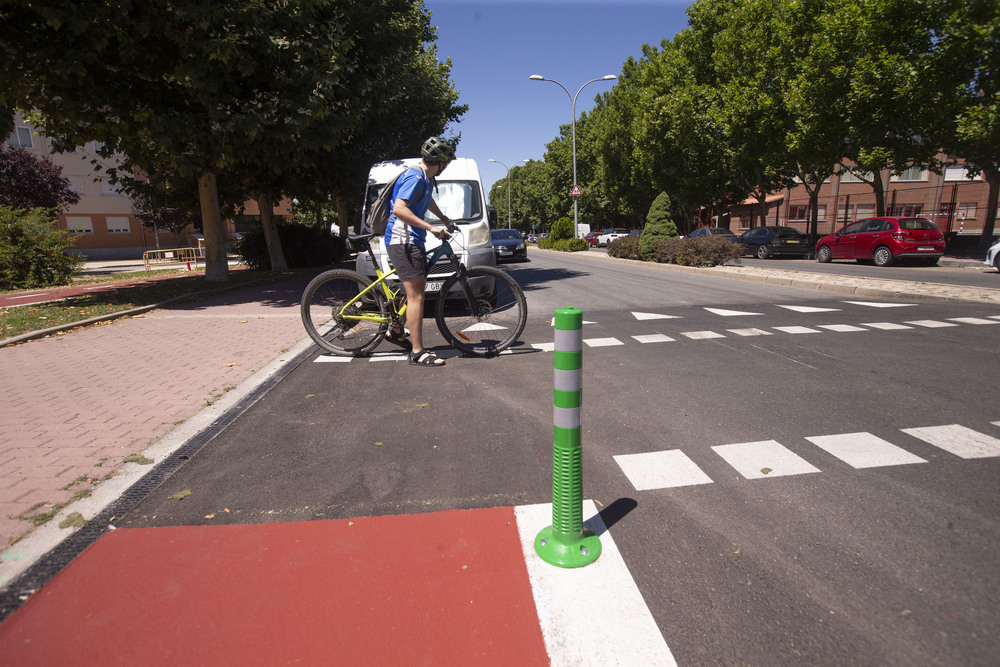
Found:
[434,265,527,357]
[301,269,388,356]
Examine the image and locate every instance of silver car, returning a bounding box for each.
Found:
[985,239,1000,273]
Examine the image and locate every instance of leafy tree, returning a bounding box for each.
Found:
[0,207,82,289]
[0,0,462,281]
[640,192,679,259]
[0,145,80,211]
[926,0,1000,248]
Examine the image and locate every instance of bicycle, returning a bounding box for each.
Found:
[300,225,527,358]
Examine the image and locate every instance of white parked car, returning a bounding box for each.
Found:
[597,228,629,247]
[985,238,1000,273]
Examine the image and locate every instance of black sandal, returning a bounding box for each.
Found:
[409,349,445,367]
[385,327,412,351]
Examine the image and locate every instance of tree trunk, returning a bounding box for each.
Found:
[979,167,999,250]
[336,195,351,237]
[870,173,886,216]
[198,173,229,282]
[256,193,288,271]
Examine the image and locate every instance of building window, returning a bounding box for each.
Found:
[890,167,928,182]
[887,203,923,217]
[66,176,86,195]
[957,203,977,221]
[788,205,809,221]
[836,204,852,223]
[106,216,131,233]
[65,216,94,234]
[856,204,875,218]
[839,168,873,183]
[100,179,122,196]
[944,165,980,181]
[6,126,33,148]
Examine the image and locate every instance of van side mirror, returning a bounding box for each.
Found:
[487,205,498,228]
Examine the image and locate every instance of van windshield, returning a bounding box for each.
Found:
[365,179,483,225]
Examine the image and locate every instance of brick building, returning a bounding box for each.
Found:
[6,112,292,260]
[727,156,995,243]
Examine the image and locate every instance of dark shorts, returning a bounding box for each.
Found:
[386,243,426,280]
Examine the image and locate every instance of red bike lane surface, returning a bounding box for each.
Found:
[0,506,550,666]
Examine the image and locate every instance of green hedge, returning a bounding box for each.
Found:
[0,207,83,290]
[609,234,741,267]
[538,236,588,252]
[236,222,347,270]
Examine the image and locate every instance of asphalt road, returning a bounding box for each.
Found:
[123,250,1000,665]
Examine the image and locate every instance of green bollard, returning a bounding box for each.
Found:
[534,307,602,568]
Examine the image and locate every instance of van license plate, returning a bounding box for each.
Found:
[426,281,443,292]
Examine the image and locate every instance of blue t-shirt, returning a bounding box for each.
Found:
[385,167,432,248]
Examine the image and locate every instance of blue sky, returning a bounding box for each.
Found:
[425,0,693,198]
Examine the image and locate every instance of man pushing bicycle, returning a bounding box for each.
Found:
[384,136,456,367]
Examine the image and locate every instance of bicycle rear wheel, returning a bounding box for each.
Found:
[434,265,527,357]
[301,269,388,356]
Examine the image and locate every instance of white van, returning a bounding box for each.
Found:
[355,157,496,290]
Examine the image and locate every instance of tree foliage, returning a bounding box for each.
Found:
[640,192,679,260]
[0,145,80,211]
[0,207,82,289]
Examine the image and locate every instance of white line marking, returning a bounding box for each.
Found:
[632,334,675,344]
[901,424,1000,459]
[632,311,681,321]
[515,501,677,666]
[806,432,926,468]
[680,330,725,340]
[948,317,999,325]
[8,292,48,299]
[369,352,408,362]
[712,440,821,479]
[314,355,353,363]
[861,322,913,330]
[777,305,841,313]
[843,301,916,308]
[614,450,714,490]
[727,328,773,337]
[772,326,821,334]
[584,337,624,347]
[905,320,959,328]
[817,324,868,332]
[704,307,762,316]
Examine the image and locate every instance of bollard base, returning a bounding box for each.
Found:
[534,525,602,568]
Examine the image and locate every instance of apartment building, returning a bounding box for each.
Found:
[727,156,995,244]
[6,113,292,260]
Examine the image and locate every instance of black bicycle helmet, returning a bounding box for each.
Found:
[421,136,455,164]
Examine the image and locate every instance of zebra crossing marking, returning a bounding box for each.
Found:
[681,330,726,340]
[947,317,999,325]
[727,328,773,337]
[616,423,1000,492]
[906,320,959,328]
[861,322,913,330]
[584,337,625,348]
[703,307,762,316]
[613,450,713,490]
[772,325,821,334]
[818,324,869,333]
[712,440,822,479]
[901,424,1000,459]
[805,432,927,468]
[632,333,675,344]
[843,301,916,308]
[778,305,841,313]
[632,311,680,320]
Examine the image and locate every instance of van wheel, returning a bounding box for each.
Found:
[816,246,832,263]
[873,246,894,267]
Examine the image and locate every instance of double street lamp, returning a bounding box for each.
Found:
[529,74,617,238]
[489,158,529,229]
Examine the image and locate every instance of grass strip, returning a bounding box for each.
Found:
[1,268,296,341]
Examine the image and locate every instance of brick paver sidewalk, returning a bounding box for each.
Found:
[0,276,312,551]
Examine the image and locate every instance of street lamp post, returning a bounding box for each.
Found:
[530,74,617,238]
[489,158,529,229]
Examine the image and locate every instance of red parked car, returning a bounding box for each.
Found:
[815,217,945,267]
[584,231,599,247]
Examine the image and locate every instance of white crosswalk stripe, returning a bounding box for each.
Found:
[704,307,762,316]
[947,317,999,325]
[584,337,625,347]
[861,322,913,330]
[727,328,773,337]
[778,305,841,313]
[818,324,868,332]
[843,301,916,308]
[773,325,821,334]
[906,320,959,328]
[681,330,726,340]
[632,333,675,343]
[616,423,1000,491]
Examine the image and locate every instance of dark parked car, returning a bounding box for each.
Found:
[737,226,810,259]
[815,217,945,267]
[490,228,528,262]
[688,227,739,241]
